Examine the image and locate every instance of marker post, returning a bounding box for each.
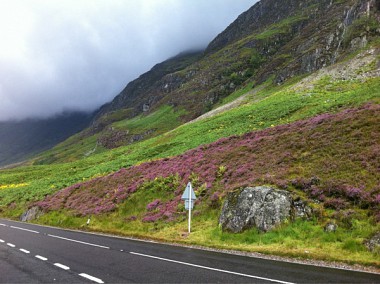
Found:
[181,182,197,234]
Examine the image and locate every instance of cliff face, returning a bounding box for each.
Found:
[207,0,380,84]
[205,0,324,54]
[93,51,203,125]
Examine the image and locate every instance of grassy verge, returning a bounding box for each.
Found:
[34,208,379,267]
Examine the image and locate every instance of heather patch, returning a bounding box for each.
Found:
[36,104,380,224]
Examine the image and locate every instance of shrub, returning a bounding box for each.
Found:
[209,192,221,209]
[146,199,160,211]
[324,198,348,210]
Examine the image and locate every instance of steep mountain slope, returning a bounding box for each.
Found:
[34,0,380,165]
[98,0,379,119]
[92,50,203,130]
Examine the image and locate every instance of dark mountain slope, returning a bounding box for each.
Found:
[0,112,92,167]
[205,0,316,54]
[92,50,203,132]
[91,0,380,130]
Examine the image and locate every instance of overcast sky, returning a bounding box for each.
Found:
[0,0,257,121]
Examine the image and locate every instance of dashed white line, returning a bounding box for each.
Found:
[0,223,7,226]
[54,263,70,270]
[0,239,4,243]
[130,252,295,284]
[19,248,30,254]
[35,255,48,261]
[10,225,39,234]
[79,273,104,283]
[47,234,110,249]
[7,243,15,248]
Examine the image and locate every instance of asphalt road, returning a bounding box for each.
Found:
[0,218,379,283]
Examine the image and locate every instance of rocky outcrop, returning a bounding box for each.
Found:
[219,186,311,233]
[206,0,321,54]
[93,50,203,124]
[20,206,43,222]
[97,127,156,149]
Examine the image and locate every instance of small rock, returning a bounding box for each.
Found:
[324,222,338,233]
[143,103,150,112]
[293,199,313,219]
[20,206,43,222]
[181,232,190,238]
[364,232,380,253]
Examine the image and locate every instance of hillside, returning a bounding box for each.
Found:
[0,0,379,267]
[33,0,380,165]
[34,103,380,265]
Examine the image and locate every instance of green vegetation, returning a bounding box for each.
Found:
[214,82,255,107]
[35,203,380,266]
[112,105,187,134]
[344,15,380,47]
[34,105,186,164]
[254,15,308,40]
[34,133,106,165]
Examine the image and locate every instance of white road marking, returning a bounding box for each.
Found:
[79,273,104,283]
[47,234,110,249]
[7,243,15,248]
[0,239,4,243]
[19,248,30,254]
[35,255,48,261]
[54,263,70,270]
[130,252,295,284]
[0,223,7,226]
[10,225,39,234]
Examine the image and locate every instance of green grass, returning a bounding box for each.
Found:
[33,207,380,266]
[254,15,309,40]
[34,105,186,164]
[34,133,107,165]
[214,82,255,107]
[112,105,187,134]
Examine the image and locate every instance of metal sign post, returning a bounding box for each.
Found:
[188,185,192,233]
[181,182,197,233]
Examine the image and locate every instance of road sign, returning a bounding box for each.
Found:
[181,182,197,233]
[181,182,196,207]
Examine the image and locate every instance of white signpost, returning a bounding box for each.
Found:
[181,182,197,233]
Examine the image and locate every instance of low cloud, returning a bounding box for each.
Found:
[0,0,256,121]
